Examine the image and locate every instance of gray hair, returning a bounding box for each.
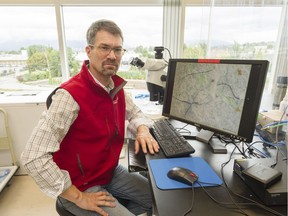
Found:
[86,19,124,45]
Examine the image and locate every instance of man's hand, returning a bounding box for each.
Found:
[60,185,116,216]
[135,125,160,155]
[74,191,116,216]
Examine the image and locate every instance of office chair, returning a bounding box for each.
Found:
[56,198,75,216]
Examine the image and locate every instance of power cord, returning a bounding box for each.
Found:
[220,146,250,215]
[183,182,195,216]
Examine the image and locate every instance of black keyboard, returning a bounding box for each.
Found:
[151,119,195,158]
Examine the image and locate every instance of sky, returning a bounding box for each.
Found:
[0,6,284,51]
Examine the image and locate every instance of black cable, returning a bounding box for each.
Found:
[197,181,240,207]
[183,182,195,216]
[176,124,192,135]
[197,181,285,216]
[220,146,250,215]
[164,47,172,59]
[229,190,286,216]
[224,140,247,159]
[244,141,270,158]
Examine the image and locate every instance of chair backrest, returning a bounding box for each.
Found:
[46,87,62,109]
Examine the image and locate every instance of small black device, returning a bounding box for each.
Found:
[167,166,198,185]
[234,158,287,206]
[242,163,282,188]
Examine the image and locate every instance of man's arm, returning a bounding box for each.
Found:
[60,185,116,216]
[125,92,160,154]
[21,89,78,198]
[22,88,118,215]
[135,124,159,154]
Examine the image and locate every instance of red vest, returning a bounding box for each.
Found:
[53,61,126,192]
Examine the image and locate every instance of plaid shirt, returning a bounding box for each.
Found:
[21,85,152,198]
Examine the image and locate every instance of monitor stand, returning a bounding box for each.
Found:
[196,129,227,154]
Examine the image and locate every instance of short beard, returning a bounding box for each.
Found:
[102,60,119,76]
[102,68,117,76]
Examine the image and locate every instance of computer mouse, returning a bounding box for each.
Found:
[167,166,198,185]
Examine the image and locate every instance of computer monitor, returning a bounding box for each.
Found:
[162,59,269,150]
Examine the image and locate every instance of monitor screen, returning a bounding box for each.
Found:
[162,59,269,143]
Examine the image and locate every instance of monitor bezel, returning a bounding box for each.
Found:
[162,59,269,143]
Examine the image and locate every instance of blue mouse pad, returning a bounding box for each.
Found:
[149,157,222,190]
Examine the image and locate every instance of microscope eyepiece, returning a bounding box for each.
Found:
[129,57,145,68]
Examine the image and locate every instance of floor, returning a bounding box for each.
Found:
[0,175,58,216]
[0,146,129,216]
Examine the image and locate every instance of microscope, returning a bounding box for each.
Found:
[130,47,168,104]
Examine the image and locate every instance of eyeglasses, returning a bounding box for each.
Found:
[89,44,126,57]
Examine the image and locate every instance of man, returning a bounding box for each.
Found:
[21,19,159,216]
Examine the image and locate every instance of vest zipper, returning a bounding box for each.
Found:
[115,122,119,136]
[77,154,85,177]
[105,117,118,162]
[109,79,126,137]
[106,115,118,137]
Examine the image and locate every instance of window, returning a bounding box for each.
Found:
[183,2,286,109]
[0,4,163,93]
[184,6,281,59]
[62,6,163,82]
[0,6,59,92]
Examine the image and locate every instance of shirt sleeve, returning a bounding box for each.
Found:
[125,91,154,136]
[21,88,79,198]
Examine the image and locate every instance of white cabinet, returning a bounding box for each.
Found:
[0,107,18,192]
[0,91,50,174]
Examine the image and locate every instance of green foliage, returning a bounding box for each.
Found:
[134,45,154,58]
[27,45,45,57]
[67,47,80,76]
[183,41,273,60]
[26,52,47,72]
[17,70,48,82]
[24,45,80,82]
[118,68,145,80]
[230,41,241,58]
[48,49,61,77]
[183,43,207,58]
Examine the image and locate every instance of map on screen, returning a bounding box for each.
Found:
[169,62,251,135]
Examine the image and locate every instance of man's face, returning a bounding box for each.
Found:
[86,30,123,78]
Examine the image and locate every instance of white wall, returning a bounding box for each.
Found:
[0,92,50,174]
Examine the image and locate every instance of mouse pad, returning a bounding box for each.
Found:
[149,157,222,190]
